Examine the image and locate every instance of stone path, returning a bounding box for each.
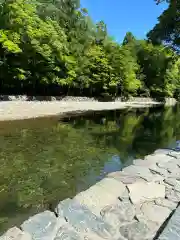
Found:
[1,146,180,240]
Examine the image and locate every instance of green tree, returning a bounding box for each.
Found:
[0,0,179,98]
[81,45,111,95]
[148,0,180,50]
[136,41,178,98]
[0,0,76,92]
[122,32,136,46]
[164,58,180,97]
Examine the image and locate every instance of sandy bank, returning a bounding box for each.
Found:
[0,100,163,121]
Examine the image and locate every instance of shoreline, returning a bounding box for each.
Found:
[0,100,163,122]
[1,146,180,239]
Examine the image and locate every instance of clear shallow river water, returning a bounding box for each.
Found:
[0,105,180,233]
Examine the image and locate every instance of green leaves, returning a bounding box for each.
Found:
[148,0,180,51]
[0,30,21,53]
[0,0,179,97]
[134,40,180,98]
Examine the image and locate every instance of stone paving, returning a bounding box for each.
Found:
[1,146,180,240]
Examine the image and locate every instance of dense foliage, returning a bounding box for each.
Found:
[148,0,180,51]
[0,0,179,98]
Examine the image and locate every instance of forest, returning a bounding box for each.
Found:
[0,0,179,98]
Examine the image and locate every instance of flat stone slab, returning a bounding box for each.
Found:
[158,161,180,172]
[164,178,180,192]
[122,165,155,182]
[55,198,115,239]
[100,200,135,227]
[119,221,153,240]
[168,150,180,159]
[74,179,125,216]
[165,187,180,202]
[149,164,168,177]
[95,177,126,197]
[135,207,160,238]
[145,153,174,163]
[168,169,180,180]
[127,182,165,204]
[0,227,32,240]
[123,164,165,183]
[54,225,82,240]
[141,202,171,224]
[108,171,146,184]
[133,158,158,167]
[119,187,130,201]
[158,206,180,240]
[155,198,178,210]
[21,210,66,240]
[154,149,171,155]
[134,209,160,236]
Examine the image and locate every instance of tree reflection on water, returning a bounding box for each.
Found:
[0,105,180,233]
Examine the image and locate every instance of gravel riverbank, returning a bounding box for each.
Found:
[0,100,162,121]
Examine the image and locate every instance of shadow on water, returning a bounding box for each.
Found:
[0,104,180,232]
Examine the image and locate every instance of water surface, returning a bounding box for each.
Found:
[0,105,180,232]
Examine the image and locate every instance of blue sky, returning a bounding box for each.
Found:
[80,0,168,43]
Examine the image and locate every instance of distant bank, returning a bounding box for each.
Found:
[0,96,177,121]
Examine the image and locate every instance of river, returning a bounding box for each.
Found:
[0,104,180,233]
